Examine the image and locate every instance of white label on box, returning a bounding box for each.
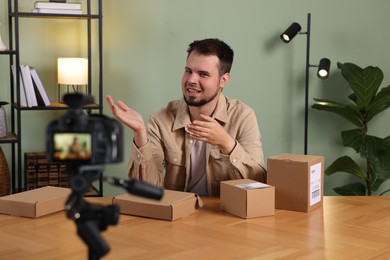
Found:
[236,182,270,189]
[310,162,322,206]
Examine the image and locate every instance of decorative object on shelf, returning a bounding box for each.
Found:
[0,101,9,138]
[0,146,10,196]
[312,62,390,196]
[280,13,331,155]
[0,22,7,51]
[57,58,88,102]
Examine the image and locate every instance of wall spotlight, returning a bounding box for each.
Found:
[280,22,302,43]
[317,58,331,79]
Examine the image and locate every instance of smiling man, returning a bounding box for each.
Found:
[106,38,266,196]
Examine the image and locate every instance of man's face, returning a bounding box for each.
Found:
[181,52,229,107]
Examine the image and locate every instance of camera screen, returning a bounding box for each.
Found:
[53,133,92,161]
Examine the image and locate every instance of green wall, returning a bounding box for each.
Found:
[1,0,390,196]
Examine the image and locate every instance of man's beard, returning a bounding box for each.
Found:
[183,91,218,107]
[183,88,220,107]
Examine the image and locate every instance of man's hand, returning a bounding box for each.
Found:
[186,114,236,154]
[106,95,147,147]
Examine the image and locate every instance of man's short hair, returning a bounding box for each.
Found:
[187,38,234,75]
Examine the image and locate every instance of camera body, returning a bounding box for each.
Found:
[46,94,123,165]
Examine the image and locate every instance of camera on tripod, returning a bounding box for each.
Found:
[45,93,163,259]
[46,93,123,165]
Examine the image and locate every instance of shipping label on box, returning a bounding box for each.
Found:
[113,189,203,221]
[310,162,322,206]
[220,179,275,219]
[267,153,324,212]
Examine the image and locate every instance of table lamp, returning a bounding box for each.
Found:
[57,57,88,102]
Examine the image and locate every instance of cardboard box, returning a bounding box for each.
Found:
[113,189,203,221]
[220,179,275,219]
[267,153,324,212]
[0,186,71,218]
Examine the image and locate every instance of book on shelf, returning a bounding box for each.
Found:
[10,65,28,107]
[34,1,82,10]
[30,67,51,106]
[25,152,69,191]
[32,8,82,15]
[20,65,38,107]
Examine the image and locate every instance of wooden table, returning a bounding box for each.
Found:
[0,196,389,259]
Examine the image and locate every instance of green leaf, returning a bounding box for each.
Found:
[383,136,390,146]
[367,160,386,192]
[370,143,390,180]
[367,85,390,121]
[311,99,363,127]
[333,182,366,195]
[337,62,383,110]
[371,177,386,192]
[325,156,367,179]
[341,130,383,158]
[341,129,365,154]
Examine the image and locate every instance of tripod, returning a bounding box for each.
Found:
[66,165,118,260]
[65,164,164,259]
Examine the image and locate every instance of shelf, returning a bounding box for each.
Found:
[6,0,104,196]
[0,50,17,55]
[0,133,18,144]
[10,12,100,20]
[12,102,101,111]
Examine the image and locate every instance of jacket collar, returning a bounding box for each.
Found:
[172,93,228,131]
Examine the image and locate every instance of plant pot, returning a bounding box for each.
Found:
[0,107,7,137]
[0,146,10,196]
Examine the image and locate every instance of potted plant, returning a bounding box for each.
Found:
[0,101,8,138]
[312,62,390,196]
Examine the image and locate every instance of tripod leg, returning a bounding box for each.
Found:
[77,220,110,259]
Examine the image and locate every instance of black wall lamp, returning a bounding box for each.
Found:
[280,13,331,155]
[280,22,301,43]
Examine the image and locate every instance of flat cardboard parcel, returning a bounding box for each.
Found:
[113,189,203,221]
[0,186,71,218]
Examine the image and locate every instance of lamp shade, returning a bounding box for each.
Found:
[317,58,331,79]
[58,58,88,85]
[280,22,302,43]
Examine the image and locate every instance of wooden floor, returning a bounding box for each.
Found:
[0,196,390,259]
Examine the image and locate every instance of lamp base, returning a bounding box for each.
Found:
[58,84,88,103]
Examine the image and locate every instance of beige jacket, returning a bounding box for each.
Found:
[128,93,266,196]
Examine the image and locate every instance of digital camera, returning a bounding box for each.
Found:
[46,94,123,165]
